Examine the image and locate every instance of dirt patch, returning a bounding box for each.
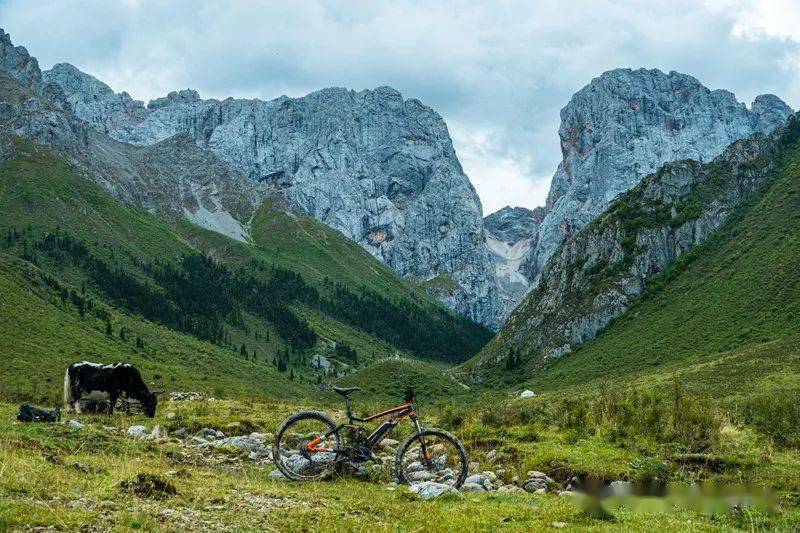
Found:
[120,473,177,499]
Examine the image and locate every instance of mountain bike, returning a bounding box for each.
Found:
[273,387,468,487]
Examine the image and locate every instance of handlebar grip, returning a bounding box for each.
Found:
[404,387,415,404]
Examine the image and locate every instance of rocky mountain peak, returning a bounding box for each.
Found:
[0,29,41,91]
[34,50,502,327]
[521,67,793,290]
[148,89,203,110]
[484,206,543,245]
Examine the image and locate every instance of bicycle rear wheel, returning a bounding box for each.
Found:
[273,411,340,481]
[394,428,468,488]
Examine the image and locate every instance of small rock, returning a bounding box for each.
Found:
[126,425,147,439]
[497,485,525,494]
[460,482,486,493]
[464,474,487,485]
[482,471,498,483]
[166,412,176,420]
[520,390,536,398]
[551,521,567,529]
[511,475,520,485]
[160,508,175,517]
[609,480,632,496]
[558,490,575,497]
[149,425,168,440]
[468,461,479,472]
[171,427,187,439]
[267,469,288,480]
[68,420,85,429]
[410,481,463,500]
[188,436,208,446]
[486,449,498,462]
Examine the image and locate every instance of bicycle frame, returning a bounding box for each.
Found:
[305,397,426,454]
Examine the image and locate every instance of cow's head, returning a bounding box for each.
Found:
[141,391,161,418]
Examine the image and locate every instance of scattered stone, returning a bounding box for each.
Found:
[249,432,269,442]
[149,425,168,440]
[551,521,568,529]
[511,475,520,485]
[520,390,536,398]
[609,480,632,496]
[126,425,147,439]
[558,491,575,497]
[410,481,463,500]
[483,471,498,483]
[214,436,265,452]
[201,428,224,440]
[67,420,85,429]
[267,469,288,481]
[486,449,498,462]
[166,412,176,420]
[160,508,175,517]
[468,461,479,472]
[171,427,187,439]
[188,436,208,446]
[497,485,526,494]
[523,471,555,494]
[168,391,206,401]
[460,482,486,493]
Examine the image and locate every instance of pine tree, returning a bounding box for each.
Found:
[240,343,247,357]
[105,320,112,336]
[289,369,294,381]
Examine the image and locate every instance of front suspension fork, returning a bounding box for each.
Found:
[413,415,433,467]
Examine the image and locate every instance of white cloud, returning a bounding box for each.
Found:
[1,0,798,213]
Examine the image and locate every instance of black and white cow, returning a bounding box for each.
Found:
[64,361,159,417]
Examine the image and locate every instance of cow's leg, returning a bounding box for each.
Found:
[108,392,118,415]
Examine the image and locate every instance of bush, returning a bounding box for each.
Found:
[738,389,800,448]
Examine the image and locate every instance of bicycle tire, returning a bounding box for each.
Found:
[394,428,469,488]
[273,411,341,481]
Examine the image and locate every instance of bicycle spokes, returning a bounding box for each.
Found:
[399,434,462,486]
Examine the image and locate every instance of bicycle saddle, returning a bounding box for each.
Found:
[332,386,361,396]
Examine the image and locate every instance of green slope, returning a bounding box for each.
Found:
[523,133,800,395]
[0,138,490,402]
[0,253,311,404]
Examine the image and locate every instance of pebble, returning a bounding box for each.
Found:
[67,420,85,429]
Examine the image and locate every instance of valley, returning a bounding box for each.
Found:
[0,23,799,532]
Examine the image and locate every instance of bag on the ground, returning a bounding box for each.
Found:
[17,403,61,423]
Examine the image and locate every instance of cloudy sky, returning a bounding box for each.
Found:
[2,0,799,214]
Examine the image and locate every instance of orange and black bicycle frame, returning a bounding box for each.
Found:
[305,388,431,464]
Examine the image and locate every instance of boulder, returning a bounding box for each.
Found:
[519,390,536,398]
[67,420,85,429]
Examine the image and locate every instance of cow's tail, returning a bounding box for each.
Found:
[63,366,74,408]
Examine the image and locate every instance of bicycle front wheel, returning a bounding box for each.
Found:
[394,428,468,488]
[273,411,340,481]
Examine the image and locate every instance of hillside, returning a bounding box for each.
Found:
[0,137,491,403]
[484,117,800,393]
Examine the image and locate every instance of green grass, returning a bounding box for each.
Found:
[0,253,311,404]
[2,399,798,532]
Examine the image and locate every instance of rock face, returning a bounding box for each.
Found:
[41,63,502,327]
[522,68,793,287]
[484,206,544,318]
[467,114,798,373]
[0,29,40,91]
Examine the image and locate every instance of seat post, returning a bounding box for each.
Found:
[344,396,353,420]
